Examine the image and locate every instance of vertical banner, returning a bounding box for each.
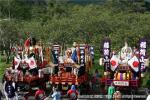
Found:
[90,46,94,64]
[139,39,147,73]
[79,46,85,67]
[52,45,61,64]
[103,39,111,71]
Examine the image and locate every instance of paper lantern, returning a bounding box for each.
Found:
[99,58,104,66]
[144,59,149,67]
[104,72,108,75]
[141,73,144,77]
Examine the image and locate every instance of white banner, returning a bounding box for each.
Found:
[113,80,129,86]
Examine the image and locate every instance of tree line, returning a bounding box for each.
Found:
[0,0,150,56]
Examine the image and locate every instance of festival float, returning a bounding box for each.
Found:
[3,33,94,96]
[3,35,53,94]
[99,39,149,92]
[49,42,94,94]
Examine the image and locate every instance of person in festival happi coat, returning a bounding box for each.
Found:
[51,87,61,100]
[35,86,46,100]
[113,87,121,100]
[108,82,115,100]
[3,75,18,100]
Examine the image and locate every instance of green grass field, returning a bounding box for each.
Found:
[0,58,10,81]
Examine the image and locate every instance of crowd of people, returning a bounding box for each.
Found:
[0,80,79,100]
[35,84,79,100]
[0,68,101,100]
[108,83,121,100]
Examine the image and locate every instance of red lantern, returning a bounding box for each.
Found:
[24,38,30,47]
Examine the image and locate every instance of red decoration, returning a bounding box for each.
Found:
[24,38,30,47]
[133,61,139,67]
[111,60,116,66]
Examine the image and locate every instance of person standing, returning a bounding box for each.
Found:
[108,83,115,100]
[67,85,78,100]
[35,86,46,100]
[3,75,18,100]
[51,87,61,100]
[113,87,121,100]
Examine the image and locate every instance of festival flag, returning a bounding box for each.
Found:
[110,55,119,71]
[27,56,37,69]
[24,38,30,47]
[128,56,139,72]
[14,56,21,69]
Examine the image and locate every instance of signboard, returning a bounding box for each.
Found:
[113,80,129,86]
[139,39,147,72]
[79,46,85,66]
[103,39,111,71]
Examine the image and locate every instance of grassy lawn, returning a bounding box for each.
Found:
[0,55,11,81]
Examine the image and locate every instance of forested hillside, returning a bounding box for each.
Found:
[0,0,150,54]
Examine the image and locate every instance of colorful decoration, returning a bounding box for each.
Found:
[110,55,119,71]
[120,42,132,63]
[27,56,37,69]
[128,56,139,72]
[13,56,21,70]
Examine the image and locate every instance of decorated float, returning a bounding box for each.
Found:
[99,39,149,91]
[49,42,94,94]
[3,35,54,94]
[3,33,94,96]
